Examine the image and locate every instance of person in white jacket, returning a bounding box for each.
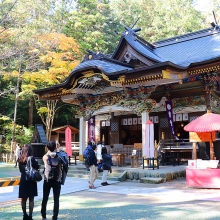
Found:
[14,143,22,167]
[96,141,104,172]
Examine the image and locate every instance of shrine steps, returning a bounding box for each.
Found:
[67,164,186,184]
[140,177,165,184]
[67,165,127,182]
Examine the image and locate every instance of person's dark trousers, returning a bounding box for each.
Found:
[41,180,61,220]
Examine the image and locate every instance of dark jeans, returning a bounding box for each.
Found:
[41,180,61,220]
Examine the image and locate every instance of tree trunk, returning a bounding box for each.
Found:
[28,96,34,127]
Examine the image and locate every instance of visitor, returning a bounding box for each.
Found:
[96,141,104,172]
[88,144,98,189]
[41,141,63,220]
[18,144,39,220]
[101,147,113,186]
[15,143,22,167]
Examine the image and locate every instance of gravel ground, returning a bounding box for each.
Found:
[1,179,220,220]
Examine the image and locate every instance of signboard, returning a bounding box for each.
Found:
[88,116,95,143]
[196,159,219,169]
[188,160,197,169]
[165,100,179,140]
[65,127,72,157]
[189,132,216,142]
[134,143,142,149]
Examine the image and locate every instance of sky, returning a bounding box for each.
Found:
[194,0,213,12]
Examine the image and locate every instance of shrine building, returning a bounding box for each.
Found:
[34,24,220,163]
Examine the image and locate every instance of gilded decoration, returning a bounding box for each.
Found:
[203,72,220,92]
[72,85,157,119]
[172,95,206,109]
[210,94,220,113]
[183,72,220,93]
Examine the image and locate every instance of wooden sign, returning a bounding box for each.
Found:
[189,132,216,142]
[134,143,142,149]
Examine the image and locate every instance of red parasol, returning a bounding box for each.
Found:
[184,111,220,160]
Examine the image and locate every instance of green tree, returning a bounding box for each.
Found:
[21,33,80,140]
[110,0,206,42]
[64,0,123,55]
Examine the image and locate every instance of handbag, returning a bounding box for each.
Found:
[25,156,42,182]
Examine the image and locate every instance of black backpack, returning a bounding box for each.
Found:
[48,155,60,181]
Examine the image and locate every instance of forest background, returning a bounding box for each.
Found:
[0,0,219,152]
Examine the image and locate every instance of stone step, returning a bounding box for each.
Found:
[68,165,125,174]
[140,177,166,184]
[68,170,123,177]
[67,168,127,182]
[67,173,121,181]
[68,168,124,174]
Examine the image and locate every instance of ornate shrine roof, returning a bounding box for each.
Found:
[112,27,220,68]
[73,59,133,75]
[153,28,220,67]
[34,24,220,118]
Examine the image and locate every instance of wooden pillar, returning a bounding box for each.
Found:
[79,117,87,161]
[192,142,197,160]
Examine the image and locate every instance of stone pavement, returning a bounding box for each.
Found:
[1,163,220,219]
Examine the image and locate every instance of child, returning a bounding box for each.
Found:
[101,147,113,186]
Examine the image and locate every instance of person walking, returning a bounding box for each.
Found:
[88,144,98,189]
[18,144,39,220]
[83,141,93,171]
[101,147,113,186]
[41,141,63,220]
[96,141,104,172]
[15,143,22,167]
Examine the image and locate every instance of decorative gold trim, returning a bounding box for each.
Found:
[72,79,78,89]
[122,74,163,85]
[110,75,125,86]
[82,70,94,77]
[188,65,220,75]
[101,73,110,81]
[61,88,73,94]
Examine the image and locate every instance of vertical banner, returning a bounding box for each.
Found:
[88,116,95,144]
[145,120,154,158]
[65,126,72,157]
[165,100,179,140]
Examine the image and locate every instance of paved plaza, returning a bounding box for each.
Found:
[1,163,220,220]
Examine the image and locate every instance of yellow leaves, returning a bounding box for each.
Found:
[0,27,13,42]
[1,71,19,80]
[21,32,81,92]
[69,61,79,70]
[37,33,80,53]
[37,107,49,115]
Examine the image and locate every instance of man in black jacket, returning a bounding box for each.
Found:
[41,141,62,220]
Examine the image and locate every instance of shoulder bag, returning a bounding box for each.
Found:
[25,156,42,182]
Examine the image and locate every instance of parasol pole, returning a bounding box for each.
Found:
[210,133,213,160]
[207,110,214,160]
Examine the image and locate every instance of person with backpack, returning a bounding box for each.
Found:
[41,141,64,220]
[18,144,39,220]
[101,147,113,186]
[83,141,92,170]
[88,144,98,189]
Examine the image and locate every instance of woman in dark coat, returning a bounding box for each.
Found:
[101,147,113,186]
[18,144,39,220]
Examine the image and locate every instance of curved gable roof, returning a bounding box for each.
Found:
[153,28,220,67]
[112,27,220,68]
